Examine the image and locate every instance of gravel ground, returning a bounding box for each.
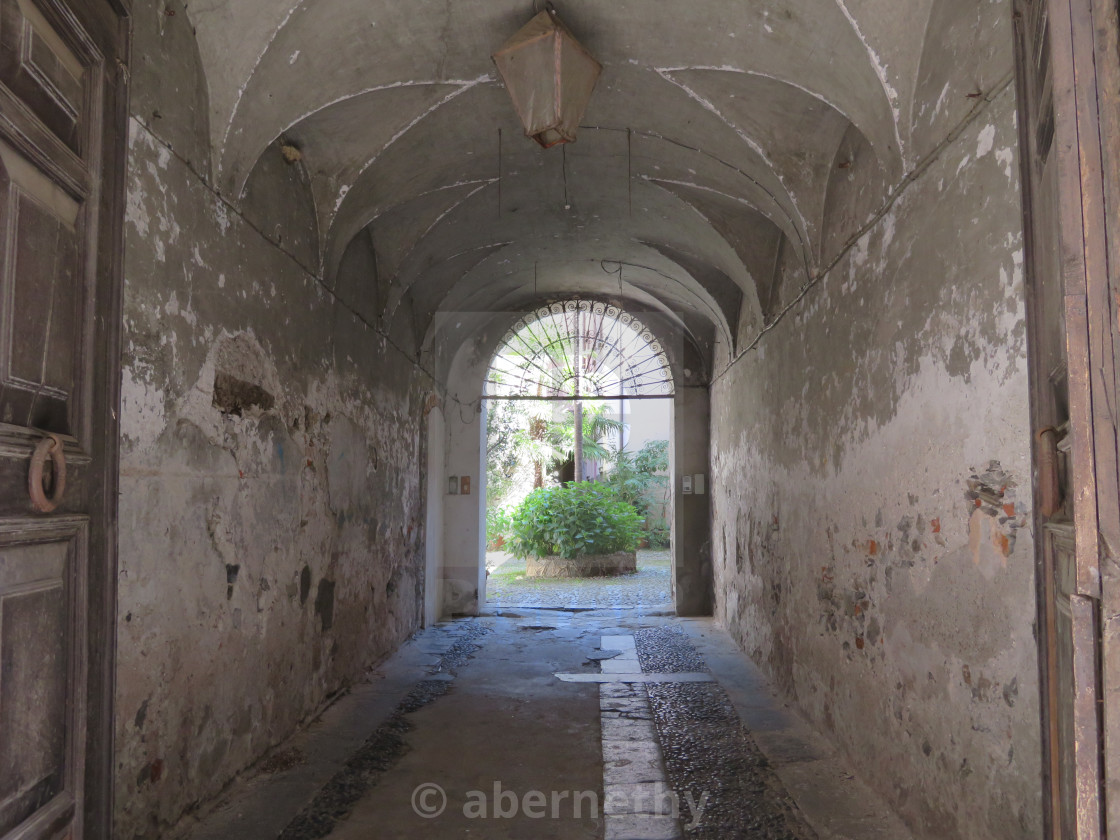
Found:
[485,549,672,608]
[634,629,818,840]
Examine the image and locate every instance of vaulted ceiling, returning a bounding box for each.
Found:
[169,0,1012,370]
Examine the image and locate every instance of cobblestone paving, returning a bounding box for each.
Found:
[485,549,673,608]
[634,628,818,840]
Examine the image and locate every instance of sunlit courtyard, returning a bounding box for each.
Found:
[485,549,673,610]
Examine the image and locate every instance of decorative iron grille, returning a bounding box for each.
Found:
[486,300,674,399]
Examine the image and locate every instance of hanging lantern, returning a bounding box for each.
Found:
[492,6,602,149]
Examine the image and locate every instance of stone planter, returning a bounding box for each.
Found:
[525,551,637,578]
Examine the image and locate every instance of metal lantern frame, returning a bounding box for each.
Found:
[492,6,603,148]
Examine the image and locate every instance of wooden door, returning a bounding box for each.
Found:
[0,1,127,838]
[1013,0,1120,835]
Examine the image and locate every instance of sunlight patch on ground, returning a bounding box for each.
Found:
[485,549,672,608]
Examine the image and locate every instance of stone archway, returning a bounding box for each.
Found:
[478,298,707,613]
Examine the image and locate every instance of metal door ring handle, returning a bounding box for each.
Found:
[29,435,67,513]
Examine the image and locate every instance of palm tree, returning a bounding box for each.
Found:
[548,401,625,480]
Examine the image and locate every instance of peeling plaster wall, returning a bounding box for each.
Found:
[114,5,432,835]
[710,85,1042,840]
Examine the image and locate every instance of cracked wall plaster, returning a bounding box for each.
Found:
[116,68,433,838]
[709,84,1040,840]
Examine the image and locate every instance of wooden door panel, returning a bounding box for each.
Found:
[0,517,86,840]
[0,0,87,157]
[0,587,67,833]
[1055,596,1076,838]
[1051,523,1079,839]
[1014,0,1120,831]
[0,139,83,436]
[0,0,125,838]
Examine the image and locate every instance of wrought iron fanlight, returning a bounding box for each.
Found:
[492,4,602,148]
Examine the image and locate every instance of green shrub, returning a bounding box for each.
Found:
[634,439,669,475]
[486,506,512,550]
[604,441,669,514]
[647,526,670,549]
[507,483,642,559]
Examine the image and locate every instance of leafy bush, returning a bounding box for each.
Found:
[646,526,670,549]
[508,483,642,559]
[634,439,669,474]
[486,399,530,509]
[486,506,512,550]
[603,439,669,520]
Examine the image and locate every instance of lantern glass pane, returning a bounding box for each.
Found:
[494,32,559,137]
[557,33,600,142]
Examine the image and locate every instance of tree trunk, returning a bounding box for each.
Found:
[531,417,545,488]
[574,401,584,482]
[573,308,583,482]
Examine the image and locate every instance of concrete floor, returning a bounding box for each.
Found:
[178,608,913,840]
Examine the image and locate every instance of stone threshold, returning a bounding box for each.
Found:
[598,634,684,840]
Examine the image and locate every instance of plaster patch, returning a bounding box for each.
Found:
[121,363,168,452]
[995,147,1014,181]
[125,184,150,238]
[334,184,350,211]
[976,124,996,159]
[968,507,1009,576]
[215,198,231,234]
[880,211,896,250]
[934,81,950,117]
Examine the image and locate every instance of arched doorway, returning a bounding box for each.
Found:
[482,299,676,610]
[431,297,712,621]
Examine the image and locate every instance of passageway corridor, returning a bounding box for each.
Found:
[183,609,909,840]
[3,0,1120,838]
